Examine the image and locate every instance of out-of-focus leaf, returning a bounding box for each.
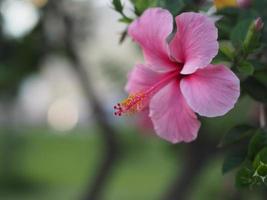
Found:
[157,0,185,15]
[230,20,252,49]
[238,9,259,21]
[254,69,267,87]
[248,129,267,160]
[222,147,247,174]
[219,125,254,147]
[119,17,132,24]
[242,77,267,103]
[219,41,235,60]
[112,0,123,13]
[238,61,254,75]
[249,60,265,71]
[131,0,157,16]
[216,8,239,39]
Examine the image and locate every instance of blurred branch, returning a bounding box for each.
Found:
[42,1,120,200]
[63,15,120,200]
[162,135,218,200]
[162,134,246,200]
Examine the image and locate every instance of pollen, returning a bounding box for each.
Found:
[114,92,148,116]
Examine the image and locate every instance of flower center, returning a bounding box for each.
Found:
[114,70,179,116]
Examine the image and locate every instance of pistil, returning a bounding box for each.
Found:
[114,70,178,116]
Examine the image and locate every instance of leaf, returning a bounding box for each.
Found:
[118,17,132,24]
[253,147,267,176]
[253,148,267,169]
[219,41,236,61]
[238,61,254,76]
[157,0,185,15]
[249,60,265,71]
[222,147,247,174]
[254,69,267,87]
[248,129,267,160]
[131,0,157,16]
[112,0,123,13]
[250,148,267,186]
[219,125,254,147]
[230,20,252,49]
[242,77,267,103]
[236,162,254,188]
[257,164,267,178]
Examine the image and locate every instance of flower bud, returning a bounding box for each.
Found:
[254,17,264,32]
[243,17,264,53]
[237,0,252,8]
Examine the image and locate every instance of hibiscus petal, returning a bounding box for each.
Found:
[128,8,176,72]
[169,12,219,74]
[149,80,201,143]
[125,64,166,93]
[137,108,154,130]
[180,64,240,117]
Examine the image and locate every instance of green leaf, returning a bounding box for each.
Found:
[222,147,247,174]
[236,162,254,188]
[131,0,157,16]
[242,77,267,103]
[236,155,267,188]
[157,0,185,15]
[219,41,236,61]
[248,129,267,160]
[118,17,132,24]
[249,60,265,71]
[253,147,267,169]
[219,125,254,147]
[257,164,267,178]
[238,61,254,76]
[112,0,123,13]
[254,69,267,87]
[231,20,252,50]
[251,148,267,186]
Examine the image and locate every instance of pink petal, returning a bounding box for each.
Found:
[125,64,166,94]
[136,108,154,131]
[128,8,176,72]
[180,64,240,117]
[169,12,219,74]
[149,80,201,143]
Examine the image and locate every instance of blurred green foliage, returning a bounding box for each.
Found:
[0,127,263,200]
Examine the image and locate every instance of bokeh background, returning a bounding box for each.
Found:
[0,0,265,199]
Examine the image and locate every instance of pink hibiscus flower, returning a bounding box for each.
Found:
[114,8,240,143]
